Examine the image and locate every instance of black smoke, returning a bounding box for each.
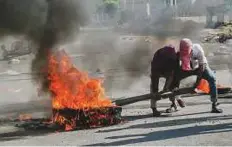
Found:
[0,0,87,93]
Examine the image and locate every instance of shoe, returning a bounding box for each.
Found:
[152,108,161,117]
[166,108,173,113]
[166,103,178,113]
[177,98,186,108]
[211,103,223,113]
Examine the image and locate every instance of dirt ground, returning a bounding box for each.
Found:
[0,29,232,146]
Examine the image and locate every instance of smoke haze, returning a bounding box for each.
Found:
[0,0,87,93]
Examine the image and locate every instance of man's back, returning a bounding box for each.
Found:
[151,46,179,74]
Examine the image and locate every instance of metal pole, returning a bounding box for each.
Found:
[124,0,127,10]
[132,0,134,12]
[174,0,177,6]
[146,0,151,18]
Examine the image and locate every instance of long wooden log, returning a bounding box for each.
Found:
[114,87,193,106]
[113,87,232,106]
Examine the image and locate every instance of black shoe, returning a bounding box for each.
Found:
[166,103,178,113]
[152,108,161,117]
[177,98,186,108]
[211,103,223,113]
[166,108,173,113]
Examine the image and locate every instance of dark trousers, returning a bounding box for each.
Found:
[150,71,176,108]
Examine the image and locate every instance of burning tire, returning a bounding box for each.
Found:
[52,106,122,131]
[47,50,123,131]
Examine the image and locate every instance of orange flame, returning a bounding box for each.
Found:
[48,50,113,110]
[196,79,210,94]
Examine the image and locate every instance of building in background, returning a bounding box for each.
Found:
[165,0,177,7]
[85,0,231,27]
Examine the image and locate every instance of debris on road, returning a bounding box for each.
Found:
[8,58,20,64]
[204,22,232,43]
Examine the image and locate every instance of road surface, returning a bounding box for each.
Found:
[0,33,232,146]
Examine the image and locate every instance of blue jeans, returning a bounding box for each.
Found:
[173,66,218,103]
[201,66,217,103]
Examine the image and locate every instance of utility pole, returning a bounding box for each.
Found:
[123,0,127,10]
[132,0,134,12]
[173,0,177,6]
[170,0,177,6]
[165,0,177,7]
[146,0,151,18]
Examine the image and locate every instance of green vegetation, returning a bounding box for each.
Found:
[103,0,119,18]
[103,0,120,5]
[204,22,232,43]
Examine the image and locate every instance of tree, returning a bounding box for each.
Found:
[225,0,232,10]
[103,0,119,5]
[103,0,119,18]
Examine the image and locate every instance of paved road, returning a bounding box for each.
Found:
[0,33,232,145]
[0,96,232,146]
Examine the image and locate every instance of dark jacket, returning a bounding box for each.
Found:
[151,46,179,76]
